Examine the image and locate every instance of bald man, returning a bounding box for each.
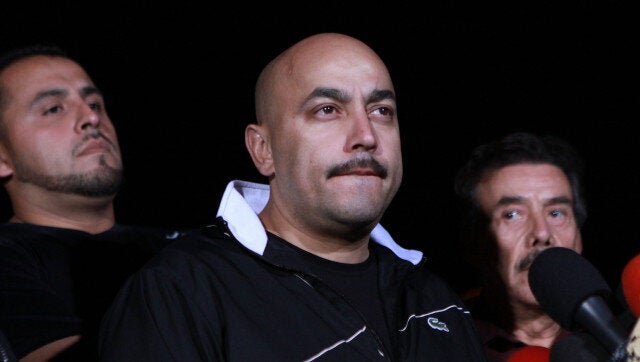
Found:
[99,33,487,361]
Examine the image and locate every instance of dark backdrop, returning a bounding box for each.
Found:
[1,2,638,292]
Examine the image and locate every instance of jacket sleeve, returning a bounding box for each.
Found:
[0,240,81,359]
[98,266,224,361]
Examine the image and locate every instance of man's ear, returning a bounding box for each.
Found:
[245,124,274,177]
[0,145,14,178]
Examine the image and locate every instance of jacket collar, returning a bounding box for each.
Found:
[216,180,423,265]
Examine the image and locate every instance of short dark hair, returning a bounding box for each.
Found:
[0,44,69,134]
[0,44,68,75]
[454,131,587,266]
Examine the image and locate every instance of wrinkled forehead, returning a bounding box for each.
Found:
[477,163,573,207]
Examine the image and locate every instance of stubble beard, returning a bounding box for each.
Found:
[15,154,123,197]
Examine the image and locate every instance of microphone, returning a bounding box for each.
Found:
[550,332,612,362]
[507,345,550,362]
[0,329,16,362]
[528,247,629,359]
[622,254,640,318]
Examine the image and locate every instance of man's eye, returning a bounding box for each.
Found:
[373,106,393,116]
[319,105,336,115]
[44,105,62,115]
[550,209,565,218]
[504,210,520,220]
[89,102,103,111]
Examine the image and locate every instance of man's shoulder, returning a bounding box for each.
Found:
[128,224,264,295]
[145,223,244,266]
[0,222,175,243]
[108,223,180,238]
[0,222,73,248]
[0,222,52,235]
[98,223,182,250]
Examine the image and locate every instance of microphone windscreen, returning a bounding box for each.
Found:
[528,247,611,329]
[507,345,550,362]
[622,254,640,318]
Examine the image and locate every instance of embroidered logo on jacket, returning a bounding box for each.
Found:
[399,304,468,332]
[427,317,449,332]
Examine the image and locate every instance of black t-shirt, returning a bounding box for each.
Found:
[266,232,392,354]
[0,222,178,360]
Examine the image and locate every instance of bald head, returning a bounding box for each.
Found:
[254,33,393,126]
[245,32,402,256]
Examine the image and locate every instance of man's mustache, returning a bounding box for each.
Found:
[73,130,117,155]
[327,156,388,178]
[517,248,545,272]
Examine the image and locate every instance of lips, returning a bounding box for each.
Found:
[76,138,113,157]
[338,168,379,177]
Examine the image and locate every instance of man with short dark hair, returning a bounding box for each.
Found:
[0,44,177,361]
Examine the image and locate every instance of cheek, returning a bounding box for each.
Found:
[388,147,403,174]
[377,131,401,156]
[494,233,520,270]
[14,135,50,160]
[105,127,119,146]
[574,235,583,253]
[555,227,581,248]
[38,137,69,159]
[497,245,517,271]
[273,139,311,176]
[101,119,119,137]
[492,223,516,249]
[497,259,516,286]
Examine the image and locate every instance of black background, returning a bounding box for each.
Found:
[1,2,638,292]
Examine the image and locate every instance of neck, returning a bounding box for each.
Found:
[259,203,371,264]
[9,191,116,234]
[510,304,564,347]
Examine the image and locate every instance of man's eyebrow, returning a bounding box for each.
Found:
[496,195,524,207]
[80,85,102,98]
[302,87,396,106]
[305,87,350,104]
[544,196,572,207]
[368,89,395,103]
[30,88,68,109]
[30,85,103,109]
[495,195,573,207]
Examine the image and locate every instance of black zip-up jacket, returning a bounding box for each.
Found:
[99,180,487,361]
